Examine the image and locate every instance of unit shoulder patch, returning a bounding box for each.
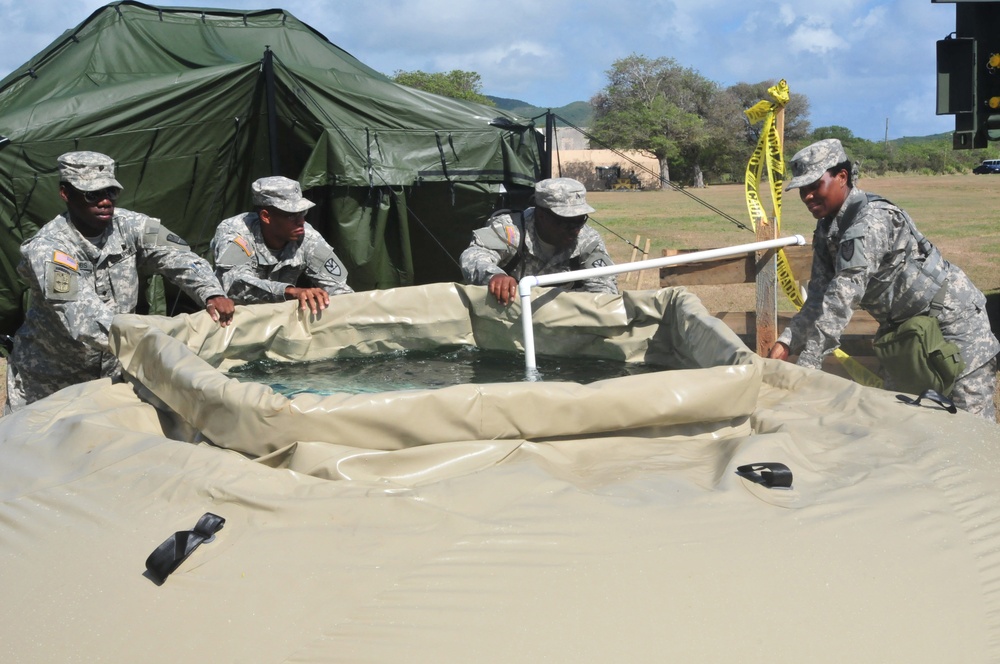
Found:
[840,239,855,262]
[44,261,80,301]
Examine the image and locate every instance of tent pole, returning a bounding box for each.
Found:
[263,46,281,175]
[395,188,415,286]
[543,112,554,180]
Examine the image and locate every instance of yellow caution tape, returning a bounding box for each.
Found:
[743,80,882,388]
[832,348,883,387]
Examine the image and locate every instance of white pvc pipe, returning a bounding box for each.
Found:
[517,234,806,373]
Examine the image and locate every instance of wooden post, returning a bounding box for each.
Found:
[628,235,641,262]
[754,107,785,356]
[621,236,653,290]
[621,235,641,290]
[637,238,653,289]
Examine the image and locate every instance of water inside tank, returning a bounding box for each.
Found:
[226,344,664,396]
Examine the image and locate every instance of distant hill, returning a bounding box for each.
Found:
[891,132,953,146]
[488,97,593,127]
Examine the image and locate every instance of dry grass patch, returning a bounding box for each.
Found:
[590,174,1000,310]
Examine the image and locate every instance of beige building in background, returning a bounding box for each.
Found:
[549,127,661,190]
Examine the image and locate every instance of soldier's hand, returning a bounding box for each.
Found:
[206,295,235,327]
[286,286,330,315]
[488,274,518,306]
[767,341,790,361]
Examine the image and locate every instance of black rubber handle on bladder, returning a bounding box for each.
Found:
[145,512,226,584]
[895,389,957,414]
[735,462,793,489]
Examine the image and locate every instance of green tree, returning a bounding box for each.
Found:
[794,127,990,177]
[590,55,711,186]
[391,69,494,106]
[810,126,856,143]
[688,82,746,187]
[590,55,773,187]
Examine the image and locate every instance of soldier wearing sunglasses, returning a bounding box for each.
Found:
[4,151,234,413]
[211,176,352,315]
[460,178,618,306]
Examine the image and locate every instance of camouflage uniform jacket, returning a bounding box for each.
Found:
[212,212,352,304]
[7,208,225,407]
[778,187,999,373]
[459,208,618,294]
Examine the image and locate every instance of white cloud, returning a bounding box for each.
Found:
[787,24,848,55]
[777,5,796,27]
[853,4,887,33]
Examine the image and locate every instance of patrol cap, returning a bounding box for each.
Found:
[58,151,124,192]
[534,177,595,217]
[785,138,849,190]
[251,176,315,213]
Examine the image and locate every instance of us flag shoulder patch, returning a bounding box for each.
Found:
[52,250,78,271]
[234,236,252,256]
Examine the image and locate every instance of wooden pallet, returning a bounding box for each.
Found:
[654,244,879,358]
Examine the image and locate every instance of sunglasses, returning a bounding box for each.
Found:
[539,206,588,227]
[266,207,307,221]
[554,213,588,228]
[80,187,121,204]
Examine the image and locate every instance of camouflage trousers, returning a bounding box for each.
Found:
[5,363,32,414]
[950,356,997,421]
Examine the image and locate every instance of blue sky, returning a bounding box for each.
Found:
[0,0,960,141]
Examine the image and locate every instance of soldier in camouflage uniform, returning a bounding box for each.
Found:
[4,152,235,413]
[770,138,999,420]
[212,176,352,315]
[460,178,617,305]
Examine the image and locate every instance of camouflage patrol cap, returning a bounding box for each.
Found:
[58,151,124,192]
[251,176,315,213]
[785,138,849,190]
[534,178,596,217]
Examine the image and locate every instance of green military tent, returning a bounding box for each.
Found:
[0,1,544,334]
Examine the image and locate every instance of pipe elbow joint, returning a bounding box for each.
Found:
[518,276,538,297]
